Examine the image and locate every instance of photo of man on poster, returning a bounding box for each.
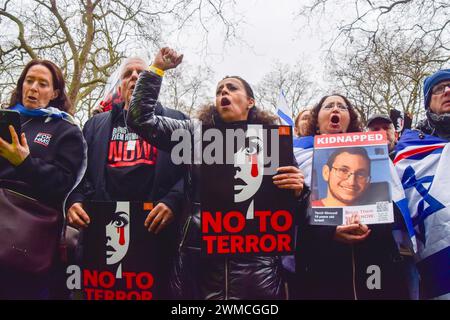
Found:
[312,147,371,207]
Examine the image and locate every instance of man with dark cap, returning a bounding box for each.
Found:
[367,114,397,155]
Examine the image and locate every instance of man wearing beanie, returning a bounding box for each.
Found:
[392,68,450,300]
[417,69,450,138]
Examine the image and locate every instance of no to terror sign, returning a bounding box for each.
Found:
[200,124,296,256]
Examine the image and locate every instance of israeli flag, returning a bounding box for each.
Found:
[274,89,313,180]
[393,129,450,300]
[276,90,294,127]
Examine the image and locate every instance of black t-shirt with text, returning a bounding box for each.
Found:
[106,109,157,200]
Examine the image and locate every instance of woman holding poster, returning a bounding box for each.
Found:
[127,47,306,300]
[295,94,409,299]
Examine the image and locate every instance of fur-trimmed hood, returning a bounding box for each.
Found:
[196,104,279,126]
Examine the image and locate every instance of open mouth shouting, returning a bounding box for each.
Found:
[221,97,231,108]
[329,114,342,131]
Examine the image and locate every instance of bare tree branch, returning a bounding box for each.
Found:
[329,31,446,122]
[0,0,241,122]
[255,61,318,118]
[0,10,37,58]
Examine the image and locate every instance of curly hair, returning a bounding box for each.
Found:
[196,104,278,126]
[306,94,363,136]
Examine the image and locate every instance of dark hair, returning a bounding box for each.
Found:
[9,59,72,113]
[222,75,255,99]
[306,94,363,136]
[197,75,277,125]
[326,147,371,175]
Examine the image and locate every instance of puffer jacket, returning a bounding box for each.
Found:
[127,70,287,299]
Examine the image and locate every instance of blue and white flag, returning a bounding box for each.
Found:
[274,90,314,182]
[294,136,314,187]
[393,129,450,300]
[276,89,311,274]
[276,90,294,127]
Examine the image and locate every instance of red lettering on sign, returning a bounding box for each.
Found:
[255,211,271,232]
[223,211,245,233]
[202,234,292,254]
[202,211,222,233]
[271,210,292,232]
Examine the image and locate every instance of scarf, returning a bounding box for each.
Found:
[421,110,450,141]
[10,103,75,124]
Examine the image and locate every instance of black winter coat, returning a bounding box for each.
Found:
[295,220,410,299]
[127,70,288,300]
[0,114,84,209]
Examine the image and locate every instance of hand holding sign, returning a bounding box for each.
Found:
[334,224,371,244]
[272,166,304,198]
[144,202,174,234]
[67,202,91,228]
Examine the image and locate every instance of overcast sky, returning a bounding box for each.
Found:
[164,0,330,88]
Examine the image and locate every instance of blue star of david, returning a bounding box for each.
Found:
[401,166,445,245]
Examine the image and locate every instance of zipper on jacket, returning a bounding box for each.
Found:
[352,245,358,300]
[179,215,192,250]
[4,188,37,202]
[225,257,229,300]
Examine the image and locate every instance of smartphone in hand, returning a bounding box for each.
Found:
[0,110,21,144]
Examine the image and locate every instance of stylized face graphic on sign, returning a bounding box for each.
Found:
[234,125,264,203]
[106,201,130,265]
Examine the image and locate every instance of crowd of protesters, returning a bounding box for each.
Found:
[0,46,448,300]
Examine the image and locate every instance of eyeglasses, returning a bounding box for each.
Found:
[322,103,349,111]
[331,166,370,182]
[431,82,450,95]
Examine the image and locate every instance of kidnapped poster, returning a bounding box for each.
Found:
[308,131,394,226]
